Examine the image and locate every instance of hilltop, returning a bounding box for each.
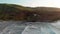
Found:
[0,4,60,22]
[0,4,34,21]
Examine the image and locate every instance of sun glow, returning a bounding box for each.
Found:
[20,0,60,8]
[0,0,60,8]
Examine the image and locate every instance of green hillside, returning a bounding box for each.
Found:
[0,4,34,21]
[0,4,60,22]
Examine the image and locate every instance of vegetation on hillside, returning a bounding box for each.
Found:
[0,4,60,22]
[0,4,37,21]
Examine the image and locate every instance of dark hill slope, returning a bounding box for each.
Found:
[0,4,35,21]
[34,7,60,22]
[1,4,60,22]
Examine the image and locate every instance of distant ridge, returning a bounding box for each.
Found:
[0,4,35,21]
[0,4,60,22]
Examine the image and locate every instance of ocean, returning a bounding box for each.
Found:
[0,21,60,34]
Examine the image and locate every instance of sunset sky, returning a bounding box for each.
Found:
[0,0,60,8]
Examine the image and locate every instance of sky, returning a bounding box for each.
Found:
[0,0,60,8]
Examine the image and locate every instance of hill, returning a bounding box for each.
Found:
[0,4,60,22]
[34,7,60,22]
[0,4,34,21]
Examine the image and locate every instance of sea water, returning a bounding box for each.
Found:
[0,21,60,34]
